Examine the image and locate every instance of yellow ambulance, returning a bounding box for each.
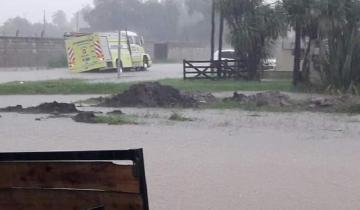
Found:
[64,31,152,73]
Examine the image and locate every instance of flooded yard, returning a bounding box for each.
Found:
[1,95,360,210]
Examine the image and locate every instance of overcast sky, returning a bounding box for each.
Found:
[0,0,278,25]
[0,0,93,24]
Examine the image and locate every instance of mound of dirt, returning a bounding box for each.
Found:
[182,91,218,104]
[307,95,360,112]
[225,91,292,107]
[26,102,79,114]
[72,112,97,123]
[107,110,124,115]
[0,102,79,114]
[100,82,198,108]
[0,105,24,112]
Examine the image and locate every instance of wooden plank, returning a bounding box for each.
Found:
[184,60,213,63]
[0,188,143,210]
[184,65,211,69]
[184,71,213,74]
[0,162,140,193]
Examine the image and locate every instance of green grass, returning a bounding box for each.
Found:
[0,79,131,95]
[204,101,299,112]
[0,79,292,95]
[95,115,138,125]
[169,112,194,121]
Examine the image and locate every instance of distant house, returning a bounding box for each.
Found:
[274,31,306,72]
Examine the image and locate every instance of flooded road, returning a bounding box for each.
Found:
[1,95,360,210]
[0,63,182,84]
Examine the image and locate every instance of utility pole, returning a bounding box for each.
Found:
[210,0,216,65]
[41,10,46,38]
[293,21,301,86]
[76,12,80,32]
[117,30,123,78]
[218,9,225,77]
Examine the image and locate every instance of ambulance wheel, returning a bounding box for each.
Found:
[116,59,123,71]
[141,57,149,71]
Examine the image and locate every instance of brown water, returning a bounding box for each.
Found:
[0,63,182,84]
[1,96,360,210]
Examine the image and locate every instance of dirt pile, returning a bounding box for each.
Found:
[72,112,97,123]
[183,91,218,104]
[107,110,124,115]
[26,102,79,114]
[225,91,292,107]
[0,102,79,114]
[100,82,198,108]
[307,95,360,112]
[0,105,24,112]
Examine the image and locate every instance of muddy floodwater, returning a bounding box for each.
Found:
[0,63,182,84]
[1,95,360,210]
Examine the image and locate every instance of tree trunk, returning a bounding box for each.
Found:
[210,0,216,66]
[293,21,302,86]
[248,54,259,80]
[301,38,312,84]
[341,26,356,90]
[217,10,225,78]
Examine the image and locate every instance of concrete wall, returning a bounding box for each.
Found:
[149,42,210,62]
[0,36,66,69]
[0,37,210,69]
[168,46,210,62]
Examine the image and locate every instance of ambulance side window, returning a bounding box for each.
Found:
[136,37,142,46]
[131,36,142,46]
[129,36,135,45]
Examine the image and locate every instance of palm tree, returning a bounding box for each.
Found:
[283,0,318,86]
[217,0,285,80]
[284,0,360,91]
[320,0,360,91]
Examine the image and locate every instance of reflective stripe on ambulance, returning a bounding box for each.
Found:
[94,40,105,61]
[67,47,76,67]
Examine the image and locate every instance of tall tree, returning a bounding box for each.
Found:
[84,0,180,41]
[320,0,360,91]
[283,0,319,86]
[284,0,360,91]
[52,10,68,29]
[218,0,285,80]
[1,17,33,36]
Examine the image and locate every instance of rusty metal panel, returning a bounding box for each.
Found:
[0,188,143,210]
[0,162,140,194]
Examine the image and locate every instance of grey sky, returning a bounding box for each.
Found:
[0,0,93,24]
[0,0,278,25]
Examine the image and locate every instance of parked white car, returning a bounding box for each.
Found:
[214,49,277,70]
[213,49,236,60]
[262,58,277,70]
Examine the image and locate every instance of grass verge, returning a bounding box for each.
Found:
[169,112,194,121]
[0,79,292,95]
[95,115,138,125]
[0,79,131,95]
[204,101,299,112]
